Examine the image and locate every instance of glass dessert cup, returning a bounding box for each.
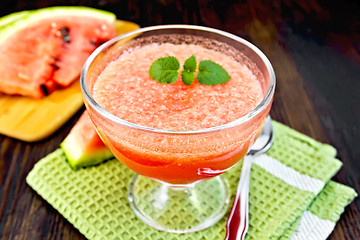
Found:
[81,25,275,233]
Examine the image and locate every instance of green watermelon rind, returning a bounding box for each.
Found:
[0,6,116,44]
[60,132,114,169]
[0,10,30,27]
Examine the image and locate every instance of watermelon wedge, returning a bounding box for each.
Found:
[0,7,117,99]
[60,110,114,169]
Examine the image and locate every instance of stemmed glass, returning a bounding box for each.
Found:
[80,25,275,233]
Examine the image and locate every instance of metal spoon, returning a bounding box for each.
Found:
[225,115,274,240]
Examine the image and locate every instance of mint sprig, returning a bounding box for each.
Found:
[149,55,230,86]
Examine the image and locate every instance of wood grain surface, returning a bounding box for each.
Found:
[1,0,359,239]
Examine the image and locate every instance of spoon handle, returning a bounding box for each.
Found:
[225,155,253,240]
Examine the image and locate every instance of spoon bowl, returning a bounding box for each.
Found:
[225,115,274,240]
[248,116,274,156]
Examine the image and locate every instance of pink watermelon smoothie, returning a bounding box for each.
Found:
[89,40,270,184]
[93,43,263,130]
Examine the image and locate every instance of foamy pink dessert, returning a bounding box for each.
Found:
[93,43,264,131]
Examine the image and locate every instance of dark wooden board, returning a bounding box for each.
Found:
[1,1,359,239]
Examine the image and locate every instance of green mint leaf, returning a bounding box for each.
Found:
[181,55,196,85]
[181,71,195,85]
[149,56,231,86]
[149,56,180,84]
[183,55,197,72]
[197,60,231,85]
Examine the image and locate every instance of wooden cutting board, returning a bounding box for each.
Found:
[0,20,139,142]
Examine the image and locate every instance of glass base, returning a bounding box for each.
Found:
[128,174,230,233]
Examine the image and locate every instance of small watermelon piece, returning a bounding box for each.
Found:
[60,110,114,169]
[0,7,117,98]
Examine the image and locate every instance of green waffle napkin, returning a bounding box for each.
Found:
[26,121,357,239]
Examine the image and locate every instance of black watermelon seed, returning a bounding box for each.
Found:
[90,40,107,48]
[40,84,49,96]
[50,63,59,71]
[60,27,71,43]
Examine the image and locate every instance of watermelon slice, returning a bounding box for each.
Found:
[0,7,117,98]
[60,110,114,169]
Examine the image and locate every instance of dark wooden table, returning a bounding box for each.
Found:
[1,1,359,239]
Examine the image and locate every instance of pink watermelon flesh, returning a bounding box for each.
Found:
[51,17,117,87]
[0,16,116,98]
[0,23,61,98]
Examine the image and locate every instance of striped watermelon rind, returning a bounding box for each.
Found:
[0,10,30,27]
[0,7,116,44]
